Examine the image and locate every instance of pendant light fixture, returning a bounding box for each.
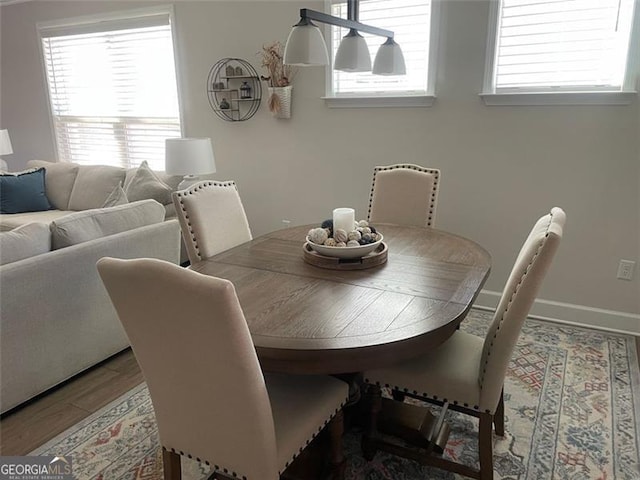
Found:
[283,17,329,66]
[283,0,406,76]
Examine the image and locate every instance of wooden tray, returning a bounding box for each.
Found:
[302,242,388,270]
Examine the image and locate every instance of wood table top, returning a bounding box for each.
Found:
[190,224,491,374]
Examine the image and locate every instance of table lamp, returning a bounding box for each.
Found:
[165,137,216,190]
[0,129,13,171]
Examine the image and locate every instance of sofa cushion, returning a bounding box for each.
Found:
[50,199,166,249]
[27,160,79,210]
[0,210,75,231]
[0,168,52,214]
[0,222,51,265]
[124,161,172,205]
[67,165,126,211]
[102,184,129,208]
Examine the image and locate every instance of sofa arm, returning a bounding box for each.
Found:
[0,220,181,413]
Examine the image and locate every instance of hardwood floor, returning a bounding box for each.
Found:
[0,349,143,456]
[2,336,639,457]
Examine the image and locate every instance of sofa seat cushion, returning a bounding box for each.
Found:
[0,168,52,214]
[68,165,126,211]
[50,200,166,249]
[0,222,51,265]
[27,160,79,210]
[0,210,75,231]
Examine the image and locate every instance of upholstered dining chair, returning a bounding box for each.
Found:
[363,207,566,480]
[97,257,349,480]
[172,180,252,264]
[367,164,441,227]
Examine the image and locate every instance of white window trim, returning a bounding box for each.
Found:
[36,4,185,163]
[323,0,440,108]
[480,0,640,106]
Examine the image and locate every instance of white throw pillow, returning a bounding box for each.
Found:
[102,184,129,208]
[67,165,126,211]
[0,222,51,265]
[124,161,172,205]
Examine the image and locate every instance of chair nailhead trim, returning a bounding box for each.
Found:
[162,398,349,480]
[478,213,555,387]
[367,164,440,227]
[175,181,239,262]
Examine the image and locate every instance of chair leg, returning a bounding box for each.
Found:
[328,410,346,480]
[362,384,382,461]
[494,389,505,437]
[162,448,181,480]
[478,412,494,480]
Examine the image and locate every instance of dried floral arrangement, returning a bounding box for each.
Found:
[259,41,297,115]
[259,41,296,88]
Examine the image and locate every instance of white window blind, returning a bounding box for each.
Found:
[492,0,636,91]
[40,11,181,170]
[330,0,431,95]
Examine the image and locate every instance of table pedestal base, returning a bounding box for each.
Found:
[378,397,451,454]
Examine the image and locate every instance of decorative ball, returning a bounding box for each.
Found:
[347,230,361,242]
[324,237,337,247]
[334,229,348,243]
[309,227,328,245]
[347,240,360,247]
[370,226,377,234]
[362,227,372,234]
[336,241,347,247]
[362,233,373,243]
[357,220,369,227]
[321,219,333,230]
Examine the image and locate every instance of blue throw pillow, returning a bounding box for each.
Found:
[0,168,52,214]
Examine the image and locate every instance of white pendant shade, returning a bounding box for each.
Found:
[373,38,406,75]
[284,20,329,66]
[334,29,371,72]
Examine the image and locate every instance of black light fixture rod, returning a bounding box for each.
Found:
[300,8,393,39]
[347,0,359,22]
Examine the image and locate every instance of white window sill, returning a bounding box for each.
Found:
[480,91,637,106]
[323,95,436,108]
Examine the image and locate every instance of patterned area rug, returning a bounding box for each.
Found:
[31,311,640,479]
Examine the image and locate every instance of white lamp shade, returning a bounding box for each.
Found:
[0,130,13,156]
[284,21,329,66]
[165,138,216,176]
[373,38,406,75]
[334,30,371,72]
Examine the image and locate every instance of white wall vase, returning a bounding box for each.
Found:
[267,86,292,119]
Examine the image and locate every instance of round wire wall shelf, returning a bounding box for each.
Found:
[207,58,262,122]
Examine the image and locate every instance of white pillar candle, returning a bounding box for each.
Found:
[333,207,355,234]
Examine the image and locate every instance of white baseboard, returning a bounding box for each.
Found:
[475,290,640,337]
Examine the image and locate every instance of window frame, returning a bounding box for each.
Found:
[323,0,441,108]
[480,0,640,106]
[37,5,185,167]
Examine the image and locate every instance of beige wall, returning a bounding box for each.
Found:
[2,1,639,321]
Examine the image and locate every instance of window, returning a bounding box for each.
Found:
[39,7,182,169]
[326,0,437,107]
[482,0,639,105]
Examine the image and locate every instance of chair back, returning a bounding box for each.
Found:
[96,257,279,479]
[368,164,440,227]
[478,207,566,411]
[172,181,252,263]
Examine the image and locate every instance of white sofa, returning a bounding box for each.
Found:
[0,200,182,413]
[0,160,182,231]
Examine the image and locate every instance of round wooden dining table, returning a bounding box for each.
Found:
[190,224,491,375]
